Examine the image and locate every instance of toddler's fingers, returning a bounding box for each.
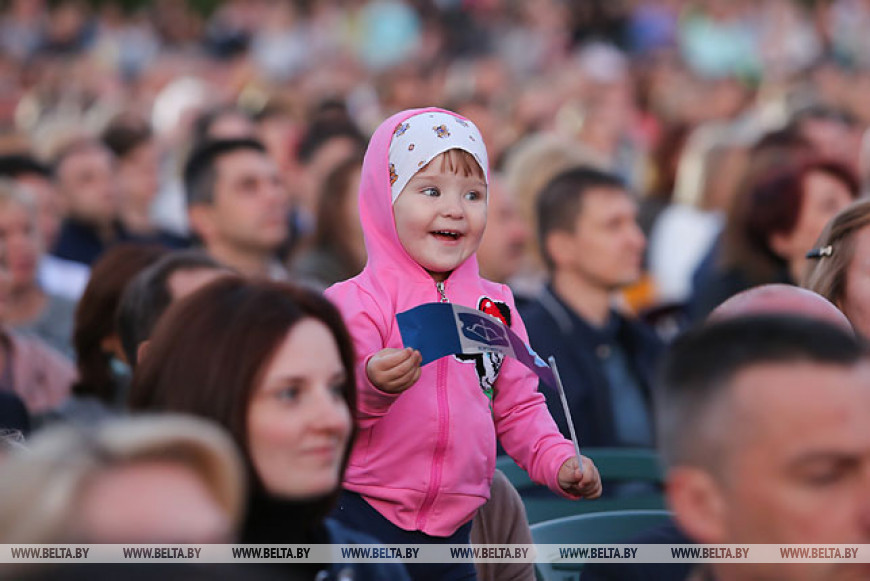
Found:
[391,349,421,375]
[380,347,415,366]
[393,363,421,390]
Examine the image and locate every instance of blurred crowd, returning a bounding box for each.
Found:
[1,0,870,304]
[1,0,870,579]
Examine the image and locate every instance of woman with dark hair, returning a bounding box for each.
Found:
[803,199,870,338]
[57,244,167,423]
[690,157,858,318]
[290,156,365,287]
[129,278,409,581]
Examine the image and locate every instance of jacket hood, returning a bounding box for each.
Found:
[359,107,488,281]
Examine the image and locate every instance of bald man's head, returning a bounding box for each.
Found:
[709,284,853,332]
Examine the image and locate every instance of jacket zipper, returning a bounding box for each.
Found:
[435,281,448,303]
[416,281,450,529]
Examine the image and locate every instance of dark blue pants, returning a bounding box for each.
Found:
[331,490,477,581]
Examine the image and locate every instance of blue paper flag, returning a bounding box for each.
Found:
[397,302,557,389]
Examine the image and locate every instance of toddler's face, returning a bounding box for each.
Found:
[393,154,487,281]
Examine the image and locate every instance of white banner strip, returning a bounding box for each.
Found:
[0,544,867,564]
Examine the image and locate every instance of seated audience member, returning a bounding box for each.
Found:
[647,133,747,305]
[102,114,189,249]
[690,157,858,318]
[51,245,166,424]
[184,139,291,279]
[658,316,870,580]
[0,154,88,301]
[50,138,128,266]
[584,287,864,581]
[0,180,76,358]
[804,198,870,338]
[471,469,535,581]
[129,278,410,581]
[686,129,814,309]
[292,106,367,239]
[117,250,228,368]
[0,415,244,546]
[0,238,74,416]
[290,156,365,287]
[0,155,61,249]
[788,104,860,169]
[709,283,853,331]
[520,167,662,449]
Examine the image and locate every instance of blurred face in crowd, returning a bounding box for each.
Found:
[840,225,870,338]
[191,149,289,256]
[0,200,40,290]
[246,318,351,498]
[548,187,645,291]
[117,139,161,209]
[771,170,854,281]
[17,175,60,248]
[477,178,528,283]
[301,136,362,214]
[73,460,233,543]
[672,361,870,580]
[800,117,861,170]
[55,145,118,227]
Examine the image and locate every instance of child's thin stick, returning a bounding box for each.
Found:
[548,355,584,475]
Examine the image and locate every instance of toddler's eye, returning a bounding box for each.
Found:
[422,187,440,197]
[465,190,483,201]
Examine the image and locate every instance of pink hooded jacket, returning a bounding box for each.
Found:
[325,107,576,537]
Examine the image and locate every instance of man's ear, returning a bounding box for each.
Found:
[545,230,574,270]
[188,205,214,243]
[666,467,728,544]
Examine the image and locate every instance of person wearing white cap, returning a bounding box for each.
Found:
[325,107,601,581]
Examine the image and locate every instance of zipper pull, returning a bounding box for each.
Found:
[435,281,448,303]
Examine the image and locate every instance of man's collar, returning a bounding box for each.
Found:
[539,284,621,338]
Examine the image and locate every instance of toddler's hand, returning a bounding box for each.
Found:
[366,347,422,394]
[558,456,603,499]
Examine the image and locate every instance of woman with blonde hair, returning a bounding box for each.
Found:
[0,414,245,545]
[803,198,870,337]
